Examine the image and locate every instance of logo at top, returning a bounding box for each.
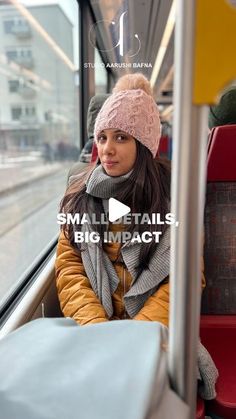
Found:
[89,11,141,58]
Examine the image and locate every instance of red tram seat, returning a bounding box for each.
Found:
[200,124,236,418]
[196,396,205,419]
[91,142,98,162]
[201,316,236,418]
[207,124,236,181]
[158,135,169,157]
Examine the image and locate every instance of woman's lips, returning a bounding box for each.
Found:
[103,161,118,167]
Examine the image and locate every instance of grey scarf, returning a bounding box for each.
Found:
[79,164,170,319]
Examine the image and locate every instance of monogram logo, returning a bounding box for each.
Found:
[89,11,141,58]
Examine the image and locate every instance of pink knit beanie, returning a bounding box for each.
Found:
[94,73,161,158]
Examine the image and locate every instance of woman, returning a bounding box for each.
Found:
[55,73,205,327]
[55,74,218,399]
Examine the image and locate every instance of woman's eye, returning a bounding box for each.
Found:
[97,135,106,142]
[116,134,126,141]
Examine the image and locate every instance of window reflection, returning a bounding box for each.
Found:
[0,0,79,306]
[95,48,108,93]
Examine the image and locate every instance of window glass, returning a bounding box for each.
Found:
[4,20,15,34]
[0,0,80,307]
[8,79,20,92]
[94,48,107,93]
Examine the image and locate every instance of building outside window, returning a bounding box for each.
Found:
[8,79,20,92]
[0,1,80,310]
[4,19,15,34]
[4,18,30,34]
[11,106,22,120]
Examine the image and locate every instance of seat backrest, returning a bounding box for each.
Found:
[91,142,98,162]
[207,124,236,181]
[158,135,169,158]
[201,125,236,314]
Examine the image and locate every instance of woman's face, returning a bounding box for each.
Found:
[97,129,137,176]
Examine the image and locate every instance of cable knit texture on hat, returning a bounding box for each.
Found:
[94,86,161,158]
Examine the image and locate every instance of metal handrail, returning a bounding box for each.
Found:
[168,1,208,417]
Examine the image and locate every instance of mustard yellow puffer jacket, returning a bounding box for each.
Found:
[55,223,205,327]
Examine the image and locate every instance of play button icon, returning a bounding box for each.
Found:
[108,198,130,222]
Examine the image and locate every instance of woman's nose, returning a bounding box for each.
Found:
[103,138,115,154]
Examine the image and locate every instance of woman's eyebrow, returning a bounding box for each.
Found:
[100,129,124,133]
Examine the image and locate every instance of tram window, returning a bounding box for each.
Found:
[0,0,79,308]
[95,48,108,93]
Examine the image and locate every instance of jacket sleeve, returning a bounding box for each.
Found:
[133,256,206,328]
[55,231,108,326]
[133,280,170,326]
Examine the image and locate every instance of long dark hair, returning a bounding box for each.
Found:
[60,141,171,271]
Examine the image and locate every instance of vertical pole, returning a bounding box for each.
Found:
[78,0,94,147]
[168,0,209,417]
